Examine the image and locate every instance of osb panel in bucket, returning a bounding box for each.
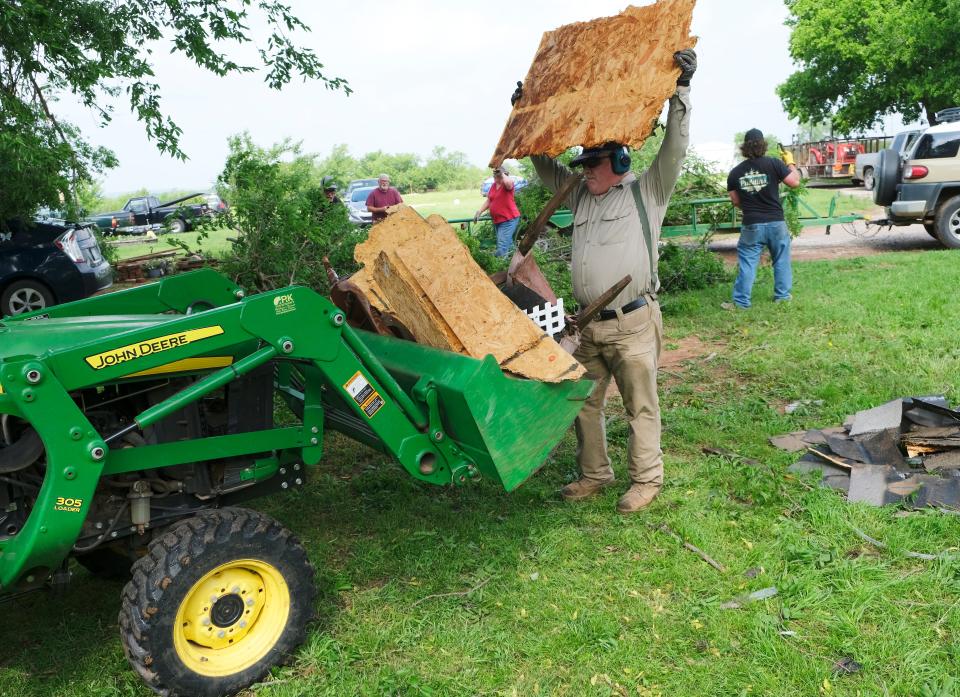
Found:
[489,0,697,166]
[373,250,465,353]
[352,207,585,382]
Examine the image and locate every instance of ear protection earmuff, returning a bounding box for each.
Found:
[611,146,631,175]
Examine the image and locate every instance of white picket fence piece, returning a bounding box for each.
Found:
[525,297,565,337]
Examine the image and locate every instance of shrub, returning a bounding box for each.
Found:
[658,240,729,293]
[781,178,808,238]
[455,221,507,275]
[213,134,366,294]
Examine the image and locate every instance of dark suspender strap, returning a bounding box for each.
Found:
[629,179,657,292]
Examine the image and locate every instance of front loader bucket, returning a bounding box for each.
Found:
[353,331,592,491]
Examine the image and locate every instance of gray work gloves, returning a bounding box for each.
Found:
[674,48,697,86]
[510,81,523,106]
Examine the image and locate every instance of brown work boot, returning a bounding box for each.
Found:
[561,477,616,501]
[616,484,660,514]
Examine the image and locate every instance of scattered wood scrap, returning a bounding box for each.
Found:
[411,577,492,607]
[652,522,726,572]
[115,251,209,283]
[850,527,950,561]
[489,0,697,165]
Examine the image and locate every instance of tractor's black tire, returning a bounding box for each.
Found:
[1,279,54,317]
[872,149,901,206]
[118,507,316,697]
[77,545,137,579]
[934,195,960,249]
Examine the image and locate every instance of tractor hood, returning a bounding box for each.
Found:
[0,315,173,359]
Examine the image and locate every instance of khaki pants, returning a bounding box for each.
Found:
[573,300,663,486]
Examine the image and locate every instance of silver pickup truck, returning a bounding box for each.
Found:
[855,130,922,190]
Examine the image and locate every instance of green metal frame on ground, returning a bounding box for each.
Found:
[452,193,862,239]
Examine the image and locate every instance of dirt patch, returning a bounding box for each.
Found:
[661,334,722,369]
[605,335,725,397]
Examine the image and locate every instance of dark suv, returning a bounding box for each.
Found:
[874,108,960,248]
[0,218,113,317]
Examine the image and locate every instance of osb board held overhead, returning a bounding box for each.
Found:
[489,0,697,166]
[351,207,585,383]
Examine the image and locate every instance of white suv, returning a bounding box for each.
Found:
[874,109,960,248]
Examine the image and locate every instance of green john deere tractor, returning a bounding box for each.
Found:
[0,269,590,696]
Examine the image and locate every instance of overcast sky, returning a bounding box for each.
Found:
[58,0,905,195]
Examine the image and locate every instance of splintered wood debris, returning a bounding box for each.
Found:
[773,396,960,509]
[349,206,585,383]
[489,0,698,166]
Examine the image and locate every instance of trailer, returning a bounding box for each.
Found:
[784,138,865,181]
[455,192,862,243]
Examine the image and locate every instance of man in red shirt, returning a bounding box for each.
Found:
[474,165,521,256]
[365,174,403,224]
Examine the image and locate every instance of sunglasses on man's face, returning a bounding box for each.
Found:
[579,157,605,169]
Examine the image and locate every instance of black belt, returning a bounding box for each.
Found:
[598,296,651,321]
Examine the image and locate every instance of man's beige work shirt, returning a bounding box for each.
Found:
[532,86,691,311]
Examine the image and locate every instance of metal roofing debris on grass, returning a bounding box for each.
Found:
[772,395,960,509]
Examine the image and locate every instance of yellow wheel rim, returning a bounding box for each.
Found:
[173,559,290,677]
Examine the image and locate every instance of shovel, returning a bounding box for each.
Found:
[503,173,582,303]
[558,274,632,355]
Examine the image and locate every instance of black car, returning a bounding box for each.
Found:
[0,218,113,317]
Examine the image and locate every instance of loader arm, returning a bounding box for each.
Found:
[0,271,591,591]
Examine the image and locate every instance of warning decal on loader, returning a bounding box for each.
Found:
[343,371,384,419]
[85,326,225,370]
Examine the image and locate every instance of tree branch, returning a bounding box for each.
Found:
[28,73,80,183]
[412,577,492,607]
[652,523,726,572]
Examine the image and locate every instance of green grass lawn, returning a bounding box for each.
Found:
[4,247,960,696]
[803,187,878,218]
[111,227,237,261]
[403,188,486,221]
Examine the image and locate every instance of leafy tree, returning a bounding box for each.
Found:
[75,180,106,217]
[777,0,960,132]
[795,120,833,143]
[731,131,784,158]
[0,0,348,225]
[359,151,422,192]
[315,144,358,191]
[417,147,483,191]
[215,134,365,294]
[314,145,486,194]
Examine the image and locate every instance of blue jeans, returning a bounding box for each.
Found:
[732,221,792,308]
[494,217,520,257]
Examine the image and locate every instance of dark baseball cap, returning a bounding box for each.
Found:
[744,128,764,142]
[570,141,623,167]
